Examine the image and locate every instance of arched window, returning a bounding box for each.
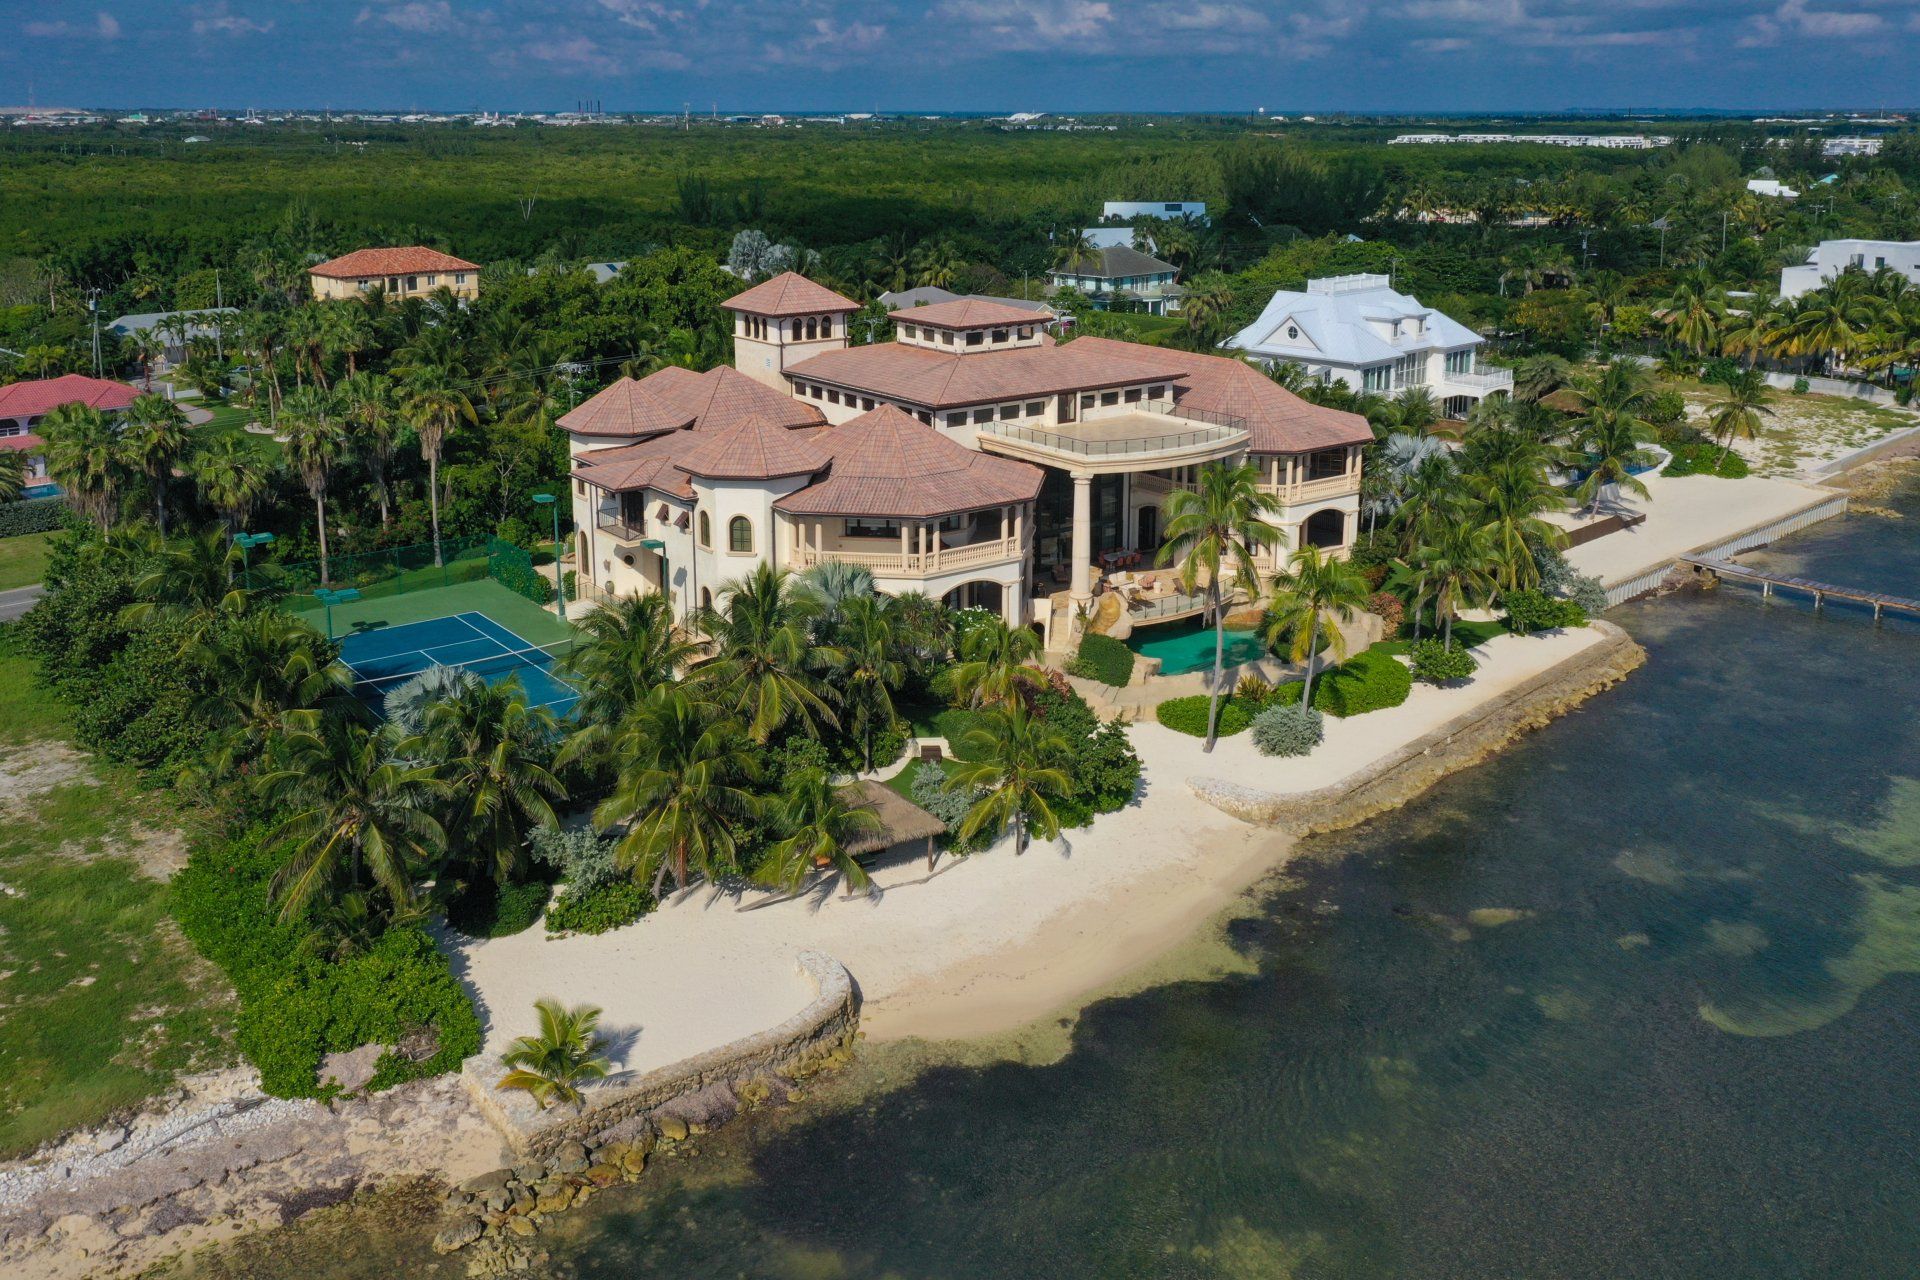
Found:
[791,319,803,340]
[698,511,712,547]
[700,588,713,611]
[728,516,753,554]
[805,316,818,340]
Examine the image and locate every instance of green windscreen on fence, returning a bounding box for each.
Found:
[255,534,559,614]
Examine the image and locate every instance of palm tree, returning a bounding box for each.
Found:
[120,392,191,534]
[281,387,349,585]
[559,592,697,754]
[1469,460,1567,593]
[192,436,271,533]
[424,679,566,887]
[190,611,351,775]
[695,564,837,743]
[756,768,884,896]
[1050,228,1098,271]
[594,686,761,896]
[1704,367,1773,467]
[38,402,127,530]
[947,704,1072,857]
[255,717,447,923]
[1180,274,1233,342]
[949,614,1043,708]
[1411,515,1502,646]
[400,363,476,566]
[909,239,964,289]
[0,452,24,504]
[1264,544,1372,709]
[1392,386,1440,435]
[497,999,612,1111]
[1660,268,1728,355]
[796,559,876,640]
[1510,354,1572,404]
[338,372,399,526]
[834,594,906,772]
[1566,361,1657,516]
[1157,459,1281,751]
[123,524,249,623]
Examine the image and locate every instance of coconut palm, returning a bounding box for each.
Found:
[192,436,271,533]
[559,591,697,746]
[1390,450,1463,556]
[1409,515,1502,647]
[946,614,1038,708]
[338,372,399,526]
[120,392,192,534]
[496,999,612,1111]
[1566,361,1658,516]
[946,703,1072,857]
[1392,386,1441,435]
[281,387,349,585]
[190,610,352,776]
[695,564,838,743]
[594,686,761,896]
[834,593,906,772]
[0,452,24,504]
[1264,544,1373,709]
[423,679,565,887]
[1050,228,1098,271]
[38,402,127,529]
[1660,268,1728,355]
[1156,459,1281,752]
[400,362,476,567]
[255,717,446,923]
[1704,367,1774,467]
[123,524,249,625]
[756,768,884,896]
[1509,354,1572,404]
[1469,460,1567,593]
[1180,273,1234,342]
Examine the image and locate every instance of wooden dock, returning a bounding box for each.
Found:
[1679,555,1920,621]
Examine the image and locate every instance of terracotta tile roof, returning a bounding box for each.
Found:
[0,433,44,453]
[308,246,480,279]
[785,340,1189,410]
[722,272,859,317]
[658,365,825,433]
[1068,338,1374,453]
[777,405,1043,519]
[555,376,696,438]
[567,367,828,496]
[0,373,139,420]
[891,298,1048,330]
[676,412,829,480]
[570,433,695,499]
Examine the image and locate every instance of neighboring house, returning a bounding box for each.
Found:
[563,272,1370,630]
[879,286,1053,315]
[308,246,481,301]
[1226,273,1510,418]
[527,261,627,283]
[1045,246,1185,316]
[0,373,140,492]
[1745,179,1799,199]
[107,308,238,367]
[1101,200,1206,222]
[1780,239,1920,298]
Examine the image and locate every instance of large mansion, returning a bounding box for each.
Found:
[563,273,1371,630]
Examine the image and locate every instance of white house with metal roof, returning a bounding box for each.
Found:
[1779,239,1920,298]
[1225,274,1510,418]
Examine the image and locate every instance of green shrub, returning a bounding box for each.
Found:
[546,880,655,935]
[911,758,983,853]
[1312,647,1414,717]
[0,497,69,538]
[1645,388,1688,428]
[1503,589,1589,634]
[1031,684,1141,818]
[1155,694,1258,737]
[491,556,554,605]
[1792,376,1810,395]
[1235,672,1273,704]
[1410,638,1479,684]
[446,879,550,938]
[1071,633,1135,687]
[1367,590,1404,634]
[1662,443,1749,479]
[1251,703,1324,757]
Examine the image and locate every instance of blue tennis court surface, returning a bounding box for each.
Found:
[337,612,580,716]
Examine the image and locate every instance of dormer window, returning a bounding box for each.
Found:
[991,328,1009,343]
[965,331,985,347]
[902,324,917,340]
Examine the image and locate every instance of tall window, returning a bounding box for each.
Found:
[805,317,818,340]
[729,516,753,553]
[1445,350,1474,376]
[1362,365,1392,392]
[698,511,712,547]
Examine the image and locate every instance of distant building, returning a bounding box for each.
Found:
[308,246,481,301]
[1082,227,1136,250]
[1045,246,1184,316]
[1822,137,1883,157]
[1781,239,1920,298]
[1101,200,1207,223]
[107,308,238,366]
[1387,133,1671,149]
[0,373,140,491]
[1225,274,1509,418]
[878,286,1053,316]
[1746,178,1800,199]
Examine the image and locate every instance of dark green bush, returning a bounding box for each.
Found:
[0,497,69,538]
[1030,683,1141,819]
[1071,633,1135,688]
[173,833,482,1099]
[1410,638,1479,684]
[1504,589,1589,634]
[1663,443,1749,478]
[1645,388,1688,428]
[446,879,550,938]
[490,556,554,604]
[1155,694,1258,737]
[1312,647,1414,717]
[546,880,656,935]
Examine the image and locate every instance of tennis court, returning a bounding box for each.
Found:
[338,611,580,717]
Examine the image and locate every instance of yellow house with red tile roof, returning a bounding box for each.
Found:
[308,247,481,301]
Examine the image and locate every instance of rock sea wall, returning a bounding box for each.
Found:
[1191,622,1646,832]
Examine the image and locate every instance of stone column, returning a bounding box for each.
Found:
[1070,471,1094,604]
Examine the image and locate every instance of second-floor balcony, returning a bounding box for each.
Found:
[1441,366,1514,394]
[787,512,1030,579]
[595,500,651,545]
[977,405,1249,475]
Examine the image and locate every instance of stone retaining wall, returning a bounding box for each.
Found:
[459,949,857,1159]
[1190,622,1646,833]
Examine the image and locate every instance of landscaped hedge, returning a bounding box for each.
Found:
[546,881,655,936]
[1662,443,1750,478]
[173,833,482,1099]
[0,497,68,539]
[490,555,555,605]
[446,879,551,938]
[1269,647,1414,718]
[1409,637,1479,684]
[1069,633,1135,687]
[1503,589,1590,634]
[1155,694,1259,738]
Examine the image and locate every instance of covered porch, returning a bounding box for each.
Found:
[784,505,1029,578]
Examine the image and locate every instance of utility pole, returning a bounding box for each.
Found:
[86,288,102,377]
[1721,210,1729,255]
[214,271,224,361]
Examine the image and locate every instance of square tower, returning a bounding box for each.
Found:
[721,272,861,390]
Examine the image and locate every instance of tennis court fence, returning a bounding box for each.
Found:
[252,536,560,611]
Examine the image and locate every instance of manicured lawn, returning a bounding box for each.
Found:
[0,636,234,1157]
[903,703,984,756]
[190,397,283,461]
[886,757,927,801]
[0,531,53,591]
[1376,617,1509,655]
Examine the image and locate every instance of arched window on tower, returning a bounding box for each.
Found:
[729,516,753,553]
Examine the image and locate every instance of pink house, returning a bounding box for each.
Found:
[0,374,140,491]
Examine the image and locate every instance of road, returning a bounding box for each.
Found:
[0,585,44,623]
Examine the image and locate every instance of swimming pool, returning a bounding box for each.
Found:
[1124,614,1268,675]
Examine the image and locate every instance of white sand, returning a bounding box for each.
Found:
[453,625,1612,1057]
[1552,473,1840,586]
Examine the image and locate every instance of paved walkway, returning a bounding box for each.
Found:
[0,585,43,623]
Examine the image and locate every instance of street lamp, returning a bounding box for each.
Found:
[532,493,566,625]
[233,530,275,591]
[313,587,362,641]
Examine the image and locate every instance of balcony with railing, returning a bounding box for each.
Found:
[595,499,650,544]
[977,404,1249,474]
[788,515,1030,579]
[1440,365,1514,395]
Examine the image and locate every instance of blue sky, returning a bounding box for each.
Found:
[4,0,1917,113]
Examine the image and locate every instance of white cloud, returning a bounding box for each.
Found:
[25,11,124,39]
[937,0,1114,50]
[191,5,275,36]
[359,2,457,33]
